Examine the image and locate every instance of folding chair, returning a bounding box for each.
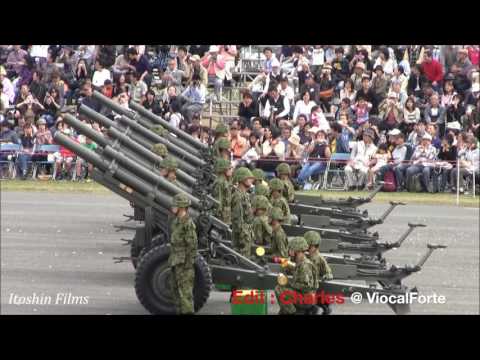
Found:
[0,143,21,179]
[31,144,60,180]
[322,153,351,191]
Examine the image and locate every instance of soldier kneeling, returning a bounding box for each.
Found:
[275,237,318,315]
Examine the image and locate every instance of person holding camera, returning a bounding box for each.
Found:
[201,46,225,101]
[297,128,331,188]
[180,73,206,123]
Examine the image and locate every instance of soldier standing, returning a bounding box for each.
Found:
[304,230,333,315]
[151,143,168,158]
[252,168,270,193]
[215,138,232,161]
[168,193,198,315]
[275,237,317,315]
[270,207,288,258]
[159,157,179,185]
[269,178,291,225]
[212,158,233,225]
[276,163,295,202]
[212,123,230,158]
[252,195,273,246]
[231,167,255,257]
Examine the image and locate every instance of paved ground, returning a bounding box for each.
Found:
[1,191,478,315]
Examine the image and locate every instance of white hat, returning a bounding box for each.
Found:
[209,45,219,53]
[190,54,201,62]
[355,62,366,71]
[288,134,301,147]
[388,128,402,136]
[271,59,280,68]
[446,121,461,131]
[422,133,432,141]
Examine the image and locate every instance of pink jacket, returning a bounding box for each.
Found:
[201,55,226,80]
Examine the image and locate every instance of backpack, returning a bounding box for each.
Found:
[383,170,397,192]
[407,173,423,192]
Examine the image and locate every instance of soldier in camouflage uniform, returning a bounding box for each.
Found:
[151,143,168,158]
[215,138,232,161]
[212,158,233,225]
[269,178,291,225]
[212,123,230,158]
[252,168,269,193]
[168,193,198,315]
[252,195,273,246]
[159,157,179,185]
[270,207,288,258]
[305,230,333,315]
[231,167,255,257]
[152,125,169,137]
[276,163,295,203]
[275,237,317,315]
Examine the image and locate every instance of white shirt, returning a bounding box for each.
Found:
[278,85,295,105]
[293,99,316,122]
[30,45,49,58]
[350,141,377,168]
[311,48,325,66]
[92,68,111,88]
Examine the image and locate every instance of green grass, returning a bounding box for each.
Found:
[297,190,480,208]
[1,180,478,207]
[0,179,109,194]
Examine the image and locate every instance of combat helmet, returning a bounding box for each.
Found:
[160,157,178,171]
[270,207,284,221]
[214,158,231,173]
[215,122,229,136]
[255,183,270,197]
[252,168,266,181]
[269,178,285,191]
[304,230,321,246]
[151,143,168,157]
[172,193,191,208]
[233,167,255,184]
[288,237,309,252]
[152,125,168,137]
[253,195,270,210]
[276,163,291,175]
[217,138,231,151]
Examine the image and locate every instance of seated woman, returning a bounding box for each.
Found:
[297,128,331,188]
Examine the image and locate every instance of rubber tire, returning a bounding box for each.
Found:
[134,244,212,315]
[131,231,167,270]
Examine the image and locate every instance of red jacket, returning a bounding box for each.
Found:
[421,60,443,83]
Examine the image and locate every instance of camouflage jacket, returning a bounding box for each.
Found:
[212,175,232,224]
[309,251,333,282]
[271,195,291,225]
[270,225,288,258]
[252,215,273,246]
[291,257,316,293]
[282,179,295,203]
[231,187,254,232]
[168,215,198,267]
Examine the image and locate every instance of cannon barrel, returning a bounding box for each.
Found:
[116,114,205,168]
[53,132,226,231]
[78,104,198,175]
[63,113,197,188]
[92,90,206,154]
[128,99,208,152]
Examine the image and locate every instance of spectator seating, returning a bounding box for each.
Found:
[32,144,60,179]
[0,143,21,179]
[322,153,351,191]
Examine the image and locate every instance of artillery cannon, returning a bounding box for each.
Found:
[54,107,444,314]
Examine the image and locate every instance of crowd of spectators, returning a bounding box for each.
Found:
[0,45,479,194]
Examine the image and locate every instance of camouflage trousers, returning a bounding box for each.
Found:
[232,226,253,258]
[170,263,195,314]
[275,286,316,315]
[275,285,297,314]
